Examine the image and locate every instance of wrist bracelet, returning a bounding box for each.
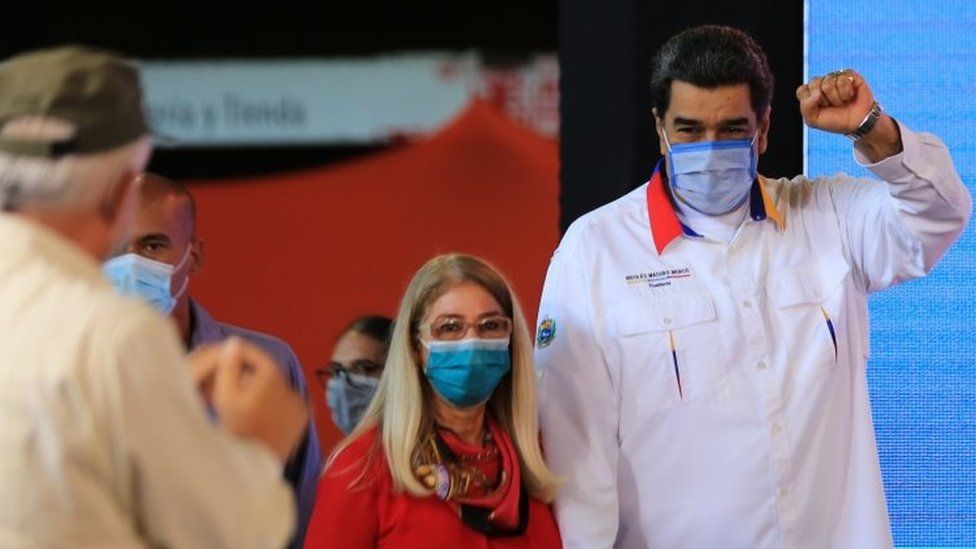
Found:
[846,101,883,142]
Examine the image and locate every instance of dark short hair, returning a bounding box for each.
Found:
[650,25,773,118]
[139,172,197,233]
[344,315,394,350]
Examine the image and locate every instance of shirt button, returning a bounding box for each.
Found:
[771,422,782,435]
[780,486,789,497]
[757,360,767,371]
[663,317,672,325]
[743,300,753,308]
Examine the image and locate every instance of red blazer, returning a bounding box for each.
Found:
[304,429,562,548]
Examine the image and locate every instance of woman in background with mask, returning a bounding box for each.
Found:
[317,316,392,435]
[304,254,561,548]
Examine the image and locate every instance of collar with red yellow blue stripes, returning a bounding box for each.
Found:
[646,159,785,254]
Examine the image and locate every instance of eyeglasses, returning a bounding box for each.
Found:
[315,359,383,388]
[419,315,512,342]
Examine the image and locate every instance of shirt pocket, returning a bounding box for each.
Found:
[612,291,730,416]
[767,253,851,380]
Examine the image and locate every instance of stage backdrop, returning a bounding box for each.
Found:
[187,101,560,451]
[807,1,976,546]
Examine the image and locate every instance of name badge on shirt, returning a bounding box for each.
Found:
[624,267,693,289]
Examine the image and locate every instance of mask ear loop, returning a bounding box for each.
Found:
[172,243,193,272]
[661,128,674,152]
[171,276,190,302]
[170,244,193,301]
[749,131,760,180]
[661,128,682,195]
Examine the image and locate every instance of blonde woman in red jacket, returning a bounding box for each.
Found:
[305,254,562,548]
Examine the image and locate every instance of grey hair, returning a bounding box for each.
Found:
[0,116,151,212]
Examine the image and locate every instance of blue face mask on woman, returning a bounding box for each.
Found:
[423,337,511,408]
[663,130,759,215]
[102,247,191,314]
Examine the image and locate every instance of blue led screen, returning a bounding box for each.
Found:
[806,2,976,546]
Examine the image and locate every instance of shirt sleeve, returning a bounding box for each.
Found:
[279,348,324,549]
[827,122,972,292]
[106,310,296,549]
[303,439,380,548]
[534,235,621,548]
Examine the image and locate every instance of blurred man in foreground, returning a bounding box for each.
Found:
[0,45,308,548]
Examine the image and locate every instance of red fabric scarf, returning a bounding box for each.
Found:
[413,417,522,529]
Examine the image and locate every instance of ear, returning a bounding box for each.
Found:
[413,341,424,366]
[100,170,139,224]
[312,366,328,389]
[757,106,772,155]
[652,108,668,156]
[189,237,205,275]
[410,337,428,372]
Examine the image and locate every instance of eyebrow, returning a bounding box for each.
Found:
[672,117,702,127]
[138,233,171,244]
[435,311,506,320]
[720,117,750,127]
[671,117,751,127]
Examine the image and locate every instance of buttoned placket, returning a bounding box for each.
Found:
[727,220,798,549]
[656,167,807,548]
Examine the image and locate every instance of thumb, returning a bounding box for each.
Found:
[187,344,221,387]
[213,337,246,409]
[796,82,822,122]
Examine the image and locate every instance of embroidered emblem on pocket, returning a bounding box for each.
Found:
[536,317,556,349]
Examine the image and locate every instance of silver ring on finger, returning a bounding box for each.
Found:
[833,69,855,84]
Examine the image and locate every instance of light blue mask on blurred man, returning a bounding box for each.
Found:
[102,247,191,315]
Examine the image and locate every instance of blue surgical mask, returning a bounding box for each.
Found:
[423,337,511,408]
[663,130,758,215]
[326,372,380,434]
[102,247,191,314]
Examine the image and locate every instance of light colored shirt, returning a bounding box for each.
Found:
[677,198,749,244]
[534,124,971,549]
[0,214,295,549]
[189,300,322,549]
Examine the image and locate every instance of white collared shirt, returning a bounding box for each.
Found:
[0,215,294,549]
[676,199,749,244]
[534,124,971,549]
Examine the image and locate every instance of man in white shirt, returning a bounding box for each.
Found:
[0,46,308,548]
[535,25,971,548]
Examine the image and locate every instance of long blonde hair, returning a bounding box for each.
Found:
[331,253,560,502]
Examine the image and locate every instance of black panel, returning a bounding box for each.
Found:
[559,0,804,231]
